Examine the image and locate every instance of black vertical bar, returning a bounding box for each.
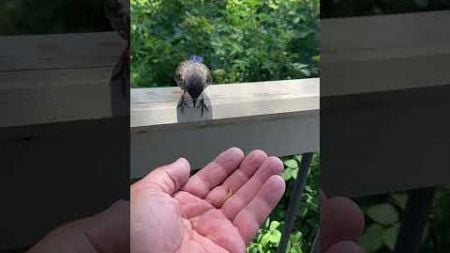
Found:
[277,152,314,253]
[311,228,320,253]
[394,187,435,253]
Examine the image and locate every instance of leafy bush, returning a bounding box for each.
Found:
[131,0,319,87]
[356,187,450,253]
[356,194,406,252]
[247,154,319,253]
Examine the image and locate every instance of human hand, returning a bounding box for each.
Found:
[131,147,285,253]
[26,200,129,253]
[320,190,365,253]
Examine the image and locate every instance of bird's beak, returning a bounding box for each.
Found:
[193,98,197,107]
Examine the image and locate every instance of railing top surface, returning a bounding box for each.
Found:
[131,78,320,129]
[0,32,124,72]
[321,10,450,96]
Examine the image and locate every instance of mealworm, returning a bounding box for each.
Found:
[220,189,233,205]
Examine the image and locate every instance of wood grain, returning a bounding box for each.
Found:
[131,78,320,128]
[0,32,125,72]
[321,10,450,96]
[0,67,114,128]
[321,11,450,196]
[0,32,125,128]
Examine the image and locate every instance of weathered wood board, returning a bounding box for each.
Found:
[131,79,320,178]
[321,10,450,197]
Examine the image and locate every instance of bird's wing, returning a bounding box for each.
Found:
[175,60,190,90]
[197,63,212,86]
[204,64,213,86]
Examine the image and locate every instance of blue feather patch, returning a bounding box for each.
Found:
[190,55,203,63]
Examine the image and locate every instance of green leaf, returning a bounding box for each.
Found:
[269,230,282,243]
[269,221,280,230]
[359,224,384,252]
[284,159,298,168]
[391,193,407,209]
[382,224,400,250]
[260,233,270,246]
[282,169,292,181]
[291,167,298,179]
[300,69,311,77]
[366,203,399,225]
[290,231,303,242]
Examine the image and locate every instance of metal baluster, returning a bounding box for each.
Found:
[277,152,314,253]
[394,187,435,253]
[311,228,320,253]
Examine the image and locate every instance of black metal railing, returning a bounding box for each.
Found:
[277,152,316,253]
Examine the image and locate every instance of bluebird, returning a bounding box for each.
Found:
[175,55,212,116]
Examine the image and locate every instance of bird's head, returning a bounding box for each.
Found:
[186,72,205,106]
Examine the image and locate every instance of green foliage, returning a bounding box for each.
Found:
[357,187,450,253]
[248,220,283,252]
[131,0,319,87]
[249,154,319,253]
[359,224,384,252]
[382,224,400,251]
[357,193,405,253]
[422,186,450,252]
[366,203,399,226]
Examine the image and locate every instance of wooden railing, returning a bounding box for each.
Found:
[0,32,127,250]
[321,10,450,253]
[130,78,320,178]
[321,10,450,198]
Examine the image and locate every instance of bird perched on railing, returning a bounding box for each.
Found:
[175,55,212,116]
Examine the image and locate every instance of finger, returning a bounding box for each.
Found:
[28,200,130,253]
[205,150,267,207]
[320,197,365,251]
[85,200,130,253]
[222,156,283,220]
[233,175,285,244]
[182,147,244,198]
[132,157,191,195]
[324,241,364,253]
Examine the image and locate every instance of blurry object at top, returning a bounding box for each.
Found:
[321,0,450,18]
[104,0,130,41]
[0,0,111,35]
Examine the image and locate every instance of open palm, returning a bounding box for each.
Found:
[131,147,285,253]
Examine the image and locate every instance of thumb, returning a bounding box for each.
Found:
[132,157,191,195]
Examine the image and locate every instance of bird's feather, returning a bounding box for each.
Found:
[175,60,211,91]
